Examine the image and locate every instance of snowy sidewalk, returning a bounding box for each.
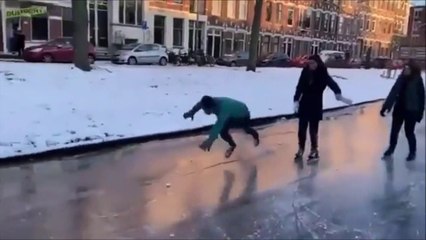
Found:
[0,62,397,159]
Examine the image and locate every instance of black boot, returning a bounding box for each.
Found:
[294,148,304,160]
[406,152,416,161]
[382,147,394,159]
[225,146,236,158]
[307,149,319,163]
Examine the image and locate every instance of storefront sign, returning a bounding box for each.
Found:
[6,6,47,19]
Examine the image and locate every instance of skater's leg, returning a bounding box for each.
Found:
[220,128,236,148]
[309,119,320,151]
[386,115,404,155]
[298,118,309,151]
[404,117,417,160]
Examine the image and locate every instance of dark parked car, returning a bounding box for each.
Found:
[216,52,249,67]
[257,52,292,67]
[23,38,96,64]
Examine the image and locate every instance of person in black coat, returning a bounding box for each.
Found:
[380,60,425,161]
[293,55,352,161]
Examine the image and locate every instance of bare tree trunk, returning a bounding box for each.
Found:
[246,0,263,72]
[72,0,91,71]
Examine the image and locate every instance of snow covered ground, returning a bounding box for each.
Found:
[0,62,403,158]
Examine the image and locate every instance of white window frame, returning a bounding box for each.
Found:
[287,8,294,26]
[315,11,321,30]
[238,0,247,20]
[277,3,283,22]
[330,14,336,32]
[298,8,304,28]
[371,19,376,32]
[227,0,236,19]
[118,0,142,26]
[212,0,221,16]
[324,14,329,32]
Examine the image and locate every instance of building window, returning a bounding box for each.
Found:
[227,0,236,18]
[359,16,364,30]
[338,17,344,34]
[323,14,329,32]
[154,15,165,45]
[266,2,272,22]
[315,11,321,30]
[119,0,124,23]
[330,14,336,33]
[212,0,221,16]
[125,0,136,25]
[118,0,142,25]
[174,0,183,4]
[287,9,294,26]
[32,16,48,40]
[197,0,206,14]
[239,0,247,20]
[276,3,283,22]
[189,21,203,50]
[371,19,376,32]
[304,9,312,29]
[366,18,370,31]
[298,8,304,28]
[173,18,183,47]
[62,7,73,37]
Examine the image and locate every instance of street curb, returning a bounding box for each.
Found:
[0,99,383,166]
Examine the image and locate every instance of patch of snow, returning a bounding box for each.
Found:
[0,62,412,158]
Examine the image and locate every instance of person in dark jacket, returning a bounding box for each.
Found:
[183,96,260,158]
[293,55,353,161]
[380,60,425,161]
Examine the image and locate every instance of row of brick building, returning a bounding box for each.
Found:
[0,0,412,59]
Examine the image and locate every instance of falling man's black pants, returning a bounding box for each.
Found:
[220,117,259,147]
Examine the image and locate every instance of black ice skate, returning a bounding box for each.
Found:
[406,152,416,161]
[382,148,394,159]
[294,149,304,160]
[307,149,319,163]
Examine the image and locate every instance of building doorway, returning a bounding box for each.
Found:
[89,0,108,48]
[207,29,221,58]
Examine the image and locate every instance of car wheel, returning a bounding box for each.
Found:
[159,57,167,66]
[42,54,53,63]
[88,54,95,64]
[230,61,237,67]
[127,57,137,65]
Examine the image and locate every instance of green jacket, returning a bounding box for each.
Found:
[188,97,250,141]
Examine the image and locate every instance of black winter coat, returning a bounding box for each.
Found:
[294,66,342,120]
[382,74,425,122]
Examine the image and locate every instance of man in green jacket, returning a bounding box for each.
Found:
[183,96,260,158]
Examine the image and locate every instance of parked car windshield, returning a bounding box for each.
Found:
[121,43,140,50]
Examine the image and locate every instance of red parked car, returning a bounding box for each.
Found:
[23,38,96,64]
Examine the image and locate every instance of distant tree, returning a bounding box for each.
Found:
[72,0,91,71]
[246,0,263,72]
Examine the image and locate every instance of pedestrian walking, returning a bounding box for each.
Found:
[293,55,353,162]
[380,60,425,161]
[183,96,260,158]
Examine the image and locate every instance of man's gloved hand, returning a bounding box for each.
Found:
[199,139,213,152]
[293,101,299,114]
[183,111,194,120]
[380,109,387,117]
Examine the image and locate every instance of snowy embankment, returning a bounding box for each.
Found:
[0,62,398,158]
